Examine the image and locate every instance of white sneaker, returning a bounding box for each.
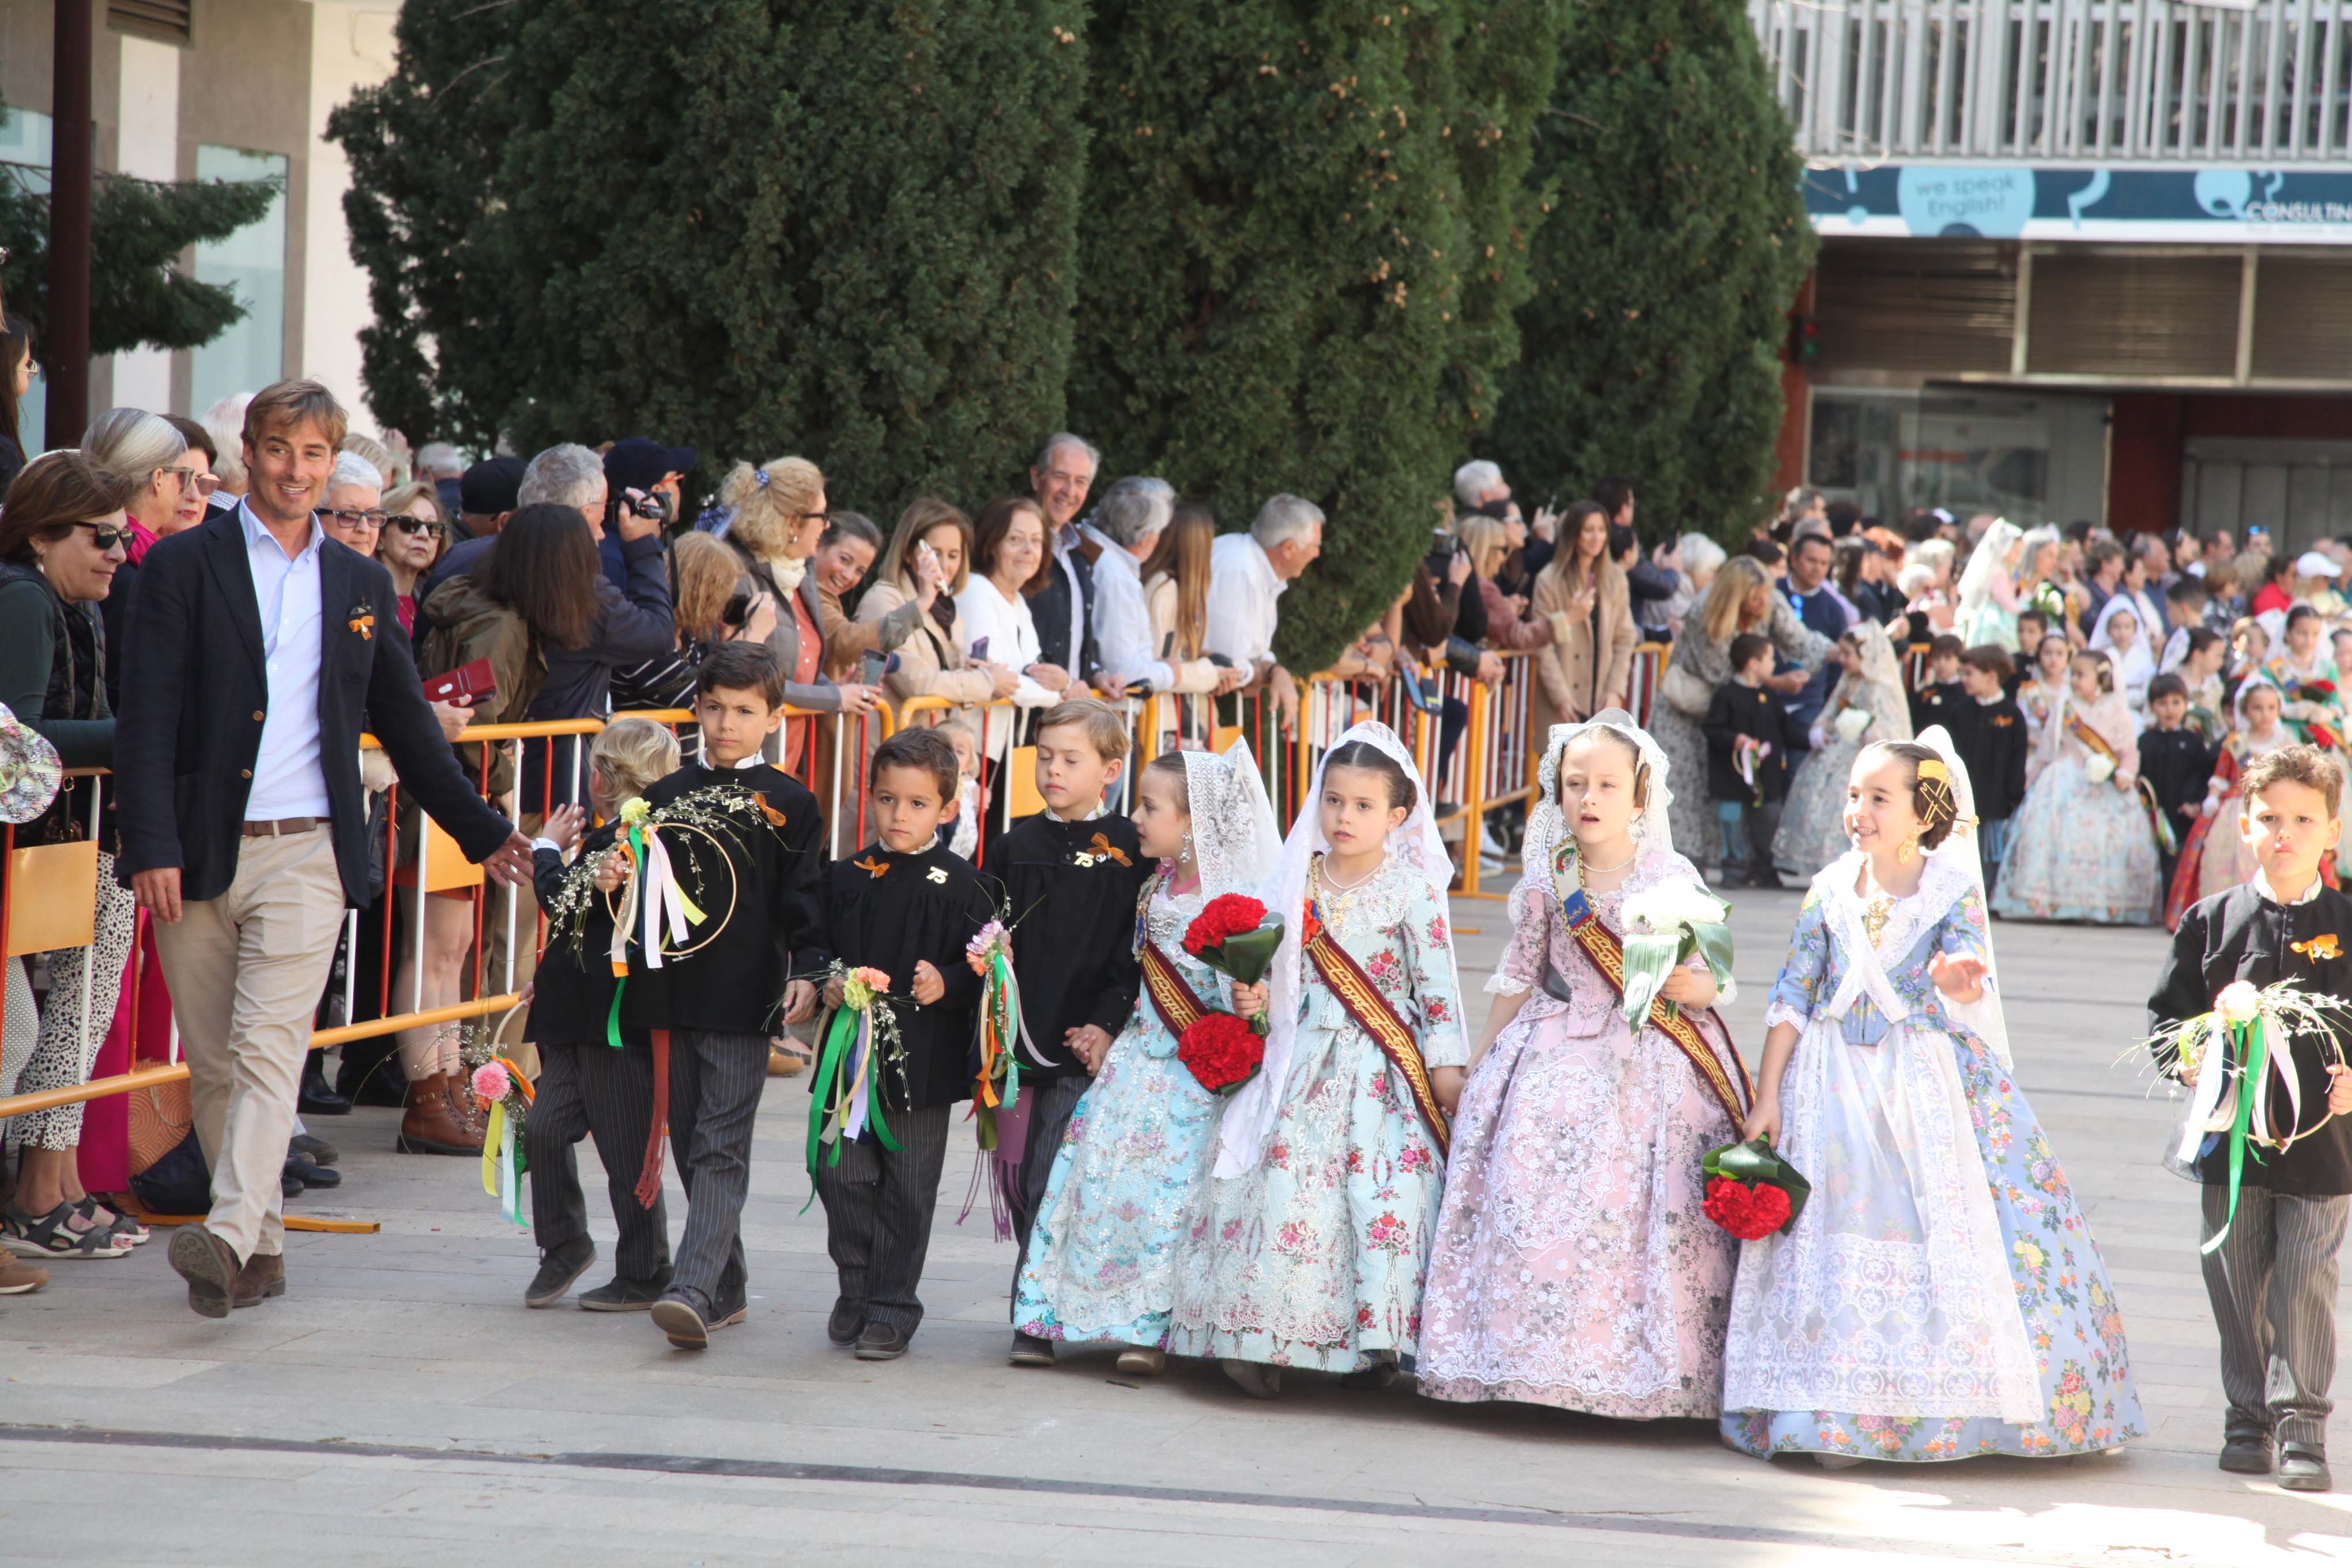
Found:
[1479,822,1509,858]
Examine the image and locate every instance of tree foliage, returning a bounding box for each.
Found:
[330,0,1088,511]
[0,88,279,356]
[1069,1,1560,672]
[1481,0,1814,542]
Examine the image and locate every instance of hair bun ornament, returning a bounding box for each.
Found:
[1915,756,1950,784]
[753,468,770,488]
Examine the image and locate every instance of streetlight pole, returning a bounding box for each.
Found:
[46,0,92,447]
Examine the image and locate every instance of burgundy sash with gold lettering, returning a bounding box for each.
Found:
[1301,903,1450,1156]
[1559,889,1752,1128]
[1140,941,1211,1039]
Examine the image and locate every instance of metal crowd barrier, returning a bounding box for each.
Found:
[1,647,1672,1122]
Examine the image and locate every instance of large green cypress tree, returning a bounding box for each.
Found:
[1069,2,1557,673]
[1483,0,1814,540]
[333,1,1087,508]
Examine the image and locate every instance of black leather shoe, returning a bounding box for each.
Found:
[280,1173,305,1200]
[2219,1433,2275,1474]
[298,1056,352,1117]
[854,1320,910,1360]
[1009,1330,1056,1367]
[288,1132,340,1167]
[525,1238,596,1309]
[284,1157,340,1190]
[579,1274,670,1312]
[2280,1446,2332,1492]
[650,1292,713,1350]
[340,1055,408,1109]
[826,1296,865,1345]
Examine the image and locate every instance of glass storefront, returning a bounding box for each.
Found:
[1807,386,2110,528]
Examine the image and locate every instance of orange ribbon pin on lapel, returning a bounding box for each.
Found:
[2293,932,2342,962]
[853,855,890,879]
[1087,832,1131,867]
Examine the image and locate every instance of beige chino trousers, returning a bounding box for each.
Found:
[152,829,345,1262]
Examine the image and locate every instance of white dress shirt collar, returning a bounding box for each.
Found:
[2256,867,2324,907]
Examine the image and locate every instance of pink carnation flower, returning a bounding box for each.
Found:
[470,1061,512,1103]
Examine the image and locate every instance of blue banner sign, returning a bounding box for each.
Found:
[1804,165,2352,244]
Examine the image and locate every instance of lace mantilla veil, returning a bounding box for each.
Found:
[1213,721,1449,1179]
[1174,741,1282,899]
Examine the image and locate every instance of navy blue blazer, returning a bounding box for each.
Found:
[112,506,513,907]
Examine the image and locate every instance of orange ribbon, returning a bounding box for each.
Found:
[853,855,890,879]
[1087,832,1132,867]
[347,613,375,641]
[2293,933,2342,962]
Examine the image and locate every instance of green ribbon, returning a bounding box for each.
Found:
[804,999,902,1179]
[605,821,648,1051]
[989,949,1022,1113]
[2204,1017,2270,1256]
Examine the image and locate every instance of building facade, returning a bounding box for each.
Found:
[1,0,397,436]
[1755,0,2352,549]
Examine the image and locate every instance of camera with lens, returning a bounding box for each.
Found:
[721,591,753,628]
[627,489,673,524]
[1426,526,1466,578]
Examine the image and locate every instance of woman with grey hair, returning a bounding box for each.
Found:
[85,409,201,711]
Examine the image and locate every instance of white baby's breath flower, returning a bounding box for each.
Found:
[2213,980,2263,1027]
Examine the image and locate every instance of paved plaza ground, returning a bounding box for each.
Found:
[3,884,2349,1565]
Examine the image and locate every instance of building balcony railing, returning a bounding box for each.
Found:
[1750,0,2352,165]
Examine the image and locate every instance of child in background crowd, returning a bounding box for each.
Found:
[995,699,1153,1370]
[2230,617,2272,699]
[2150,744,2352,1492]
[2178,627,2229,741]
[1773,621,1910,884]
[2090,600,2157,714]
[2019,628,2072,751]
[523,719,679,1314]
[2167,678,2296,926]
[2011,609,2049,702]
[2161,576,2212,672]
[1702,633,1793,888]
[806,728,995,1362]
[1996,648,2159,925]
[2138,673,2213,900]
[1910,634,1966,732]
[1952,646,2028,897]
[1170,725,1468,1398]
[937,719,981,861]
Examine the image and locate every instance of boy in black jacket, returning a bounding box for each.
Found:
[807,727,996,1362]
[993,699,1152,1369]
[600,643,827,1350]
[2138,673,2214,896]
[1910,633,1966,732]
[2150,744,2352,1492]
[1702,632,1791,888]
[522,718,679,1313]
[1951,646,2028,894]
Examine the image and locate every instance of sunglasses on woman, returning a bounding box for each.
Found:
[389,515,444,537]
[75,522,133,552]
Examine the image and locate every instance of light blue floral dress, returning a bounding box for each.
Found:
[1994,691,2158,925]
[1721,850,2144,1461]
[1168,857,1468,1371]
[1012,879,1227,1347]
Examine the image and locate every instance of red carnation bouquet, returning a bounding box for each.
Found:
[1699,1137,1812,1242]
[1177,1012,1265,1096]
[1182,894,1286,1035]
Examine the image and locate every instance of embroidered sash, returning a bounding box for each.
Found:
[1140,941,1211,1039]
[2074,713,2176,855]
[2067,711,2119,765]
[1301,904,1450,1156]
[1558,884,1753,1128]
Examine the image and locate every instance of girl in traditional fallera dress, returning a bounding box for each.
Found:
[2166,677,2296,925]
[1773,620,1913,882]
[1418,713,1747,1417]
[1954,518,2026,652]
[2018,631,2071,753]
[1169,722,1468,1397]
[2089,598,2158,715]
[1994,648,2160,925]
[1011,745,1282,1374]
[1722,732,2144,1464]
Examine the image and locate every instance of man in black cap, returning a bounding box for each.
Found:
[600,437,696,591]
[456,454,528,544]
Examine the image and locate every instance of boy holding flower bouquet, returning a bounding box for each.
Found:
[805,727,995,1362]
[2150,743,2352,1491]
[986,699,1152,1370]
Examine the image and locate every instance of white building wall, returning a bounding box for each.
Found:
[300,1,399,432]
[111,32,179,416]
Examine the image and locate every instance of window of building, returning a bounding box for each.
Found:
[1807,387,2110,529]
[0,105,51,444]
[189,144,287,416]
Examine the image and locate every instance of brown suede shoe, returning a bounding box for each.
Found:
[167,1223,240,1320]
[232,1251,285,1309]
[396,1072,485,1155]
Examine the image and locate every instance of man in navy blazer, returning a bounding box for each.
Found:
[114,379,534,1317]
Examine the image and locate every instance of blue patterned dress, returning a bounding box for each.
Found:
[1168,858,1469,1372]
[1721,851,2144,1461]
[1011,879,1227,1347]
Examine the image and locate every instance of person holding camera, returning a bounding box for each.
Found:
[600,438,693,588]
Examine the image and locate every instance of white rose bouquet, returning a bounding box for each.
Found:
[2082,752,2116,785]
[1618,881,1736,1024]
[1833,706,1874,745]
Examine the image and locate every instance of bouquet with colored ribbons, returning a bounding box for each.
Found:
[1617,883,1735,1025]
[1699,1138,1811,1241]
[604,797,710,1045]
[806,964,907,1178]
[2148,978,2352,1253]
[460,1036,534,1230]
[964,921,1035,1152]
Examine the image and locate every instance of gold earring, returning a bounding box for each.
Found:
[1898,833,1920,864]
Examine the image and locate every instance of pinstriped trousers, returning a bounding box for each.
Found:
[813,1105,953,1335]
[527,1038,671,1284]
[667,1030,771,1314]
[2202,1182,2350,1449]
